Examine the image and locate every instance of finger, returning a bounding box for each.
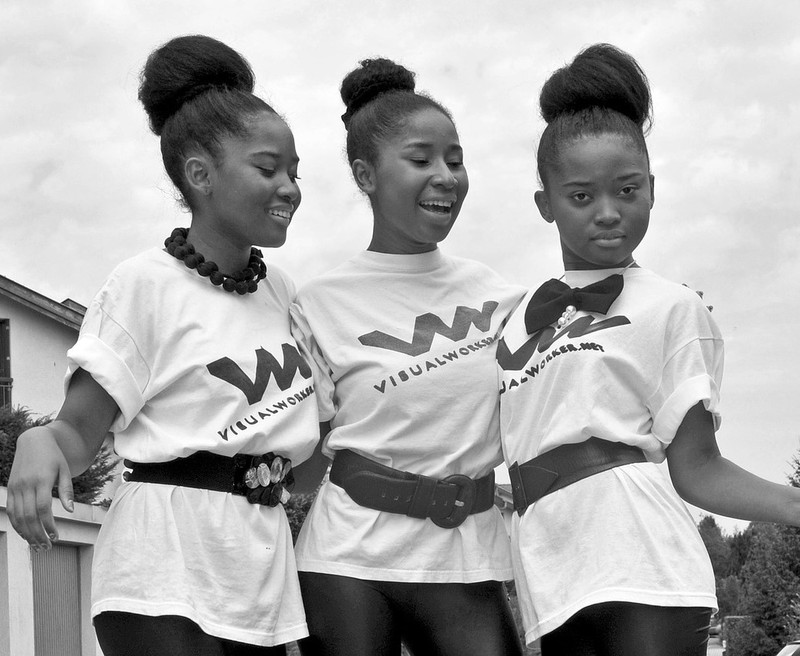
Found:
[28,484,56,550]
[57,464,75,514]
[15,485,47,549]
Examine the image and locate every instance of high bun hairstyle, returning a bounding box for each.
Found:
[138,35,277,207]
[340,57,452,167]
[537,43,653,186]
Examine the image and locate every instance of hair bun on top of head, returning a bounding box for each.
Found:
[539,43,652,132]
[340,58,416,127]
[138,34,256,136]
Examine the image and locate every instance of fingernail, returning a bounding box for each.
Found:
[48,532,58,542]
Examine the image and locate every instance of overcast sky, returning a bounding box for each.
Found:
[2,0,798,532]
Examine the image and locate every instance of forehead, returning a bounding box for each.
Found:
[552,134,648,180]
[389,107,460,148]
[227,112,297,159]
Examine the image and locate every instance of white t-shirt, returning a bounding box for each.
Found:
[67,247,319,646]
[498,267,722,644]
[291,249,526,583]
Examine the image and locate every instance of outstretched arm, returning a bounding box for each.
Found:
[667,401,800,526]
[7,367,119,549]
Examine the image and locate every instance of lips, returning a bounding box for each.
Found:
[267,207,293,225]
[419,199,455,214]
[592,231,626,246]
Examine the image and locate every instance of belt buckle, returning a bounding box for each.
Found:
[431,474,476,529]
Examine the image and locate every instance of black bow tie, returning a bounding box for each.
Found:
[524,274,624,334]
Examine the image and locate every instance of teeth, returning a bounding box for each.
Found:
[270,209,292,219]
[420,200,454,211]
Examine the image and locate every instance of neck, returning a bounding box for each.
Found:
[187,221,252,274]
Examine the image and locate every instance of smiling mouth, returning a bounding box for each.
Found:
[268,208,293,223]
[419,200,455,214]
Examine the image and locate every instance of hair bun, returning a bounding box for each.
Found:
[139,34,256,135]
[539,43,651,130]
[340,58,415,126]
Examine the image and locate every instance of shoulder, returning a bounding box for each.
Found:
[625,268,720,337]
[262,262,297,303]
[442,254,526,298]
[97,248,174,297]
[295,255,363,303]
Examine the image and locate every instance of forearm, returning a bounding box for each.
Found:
[291,422,331,494]
[669,452,800,526]
[17,419,105,477]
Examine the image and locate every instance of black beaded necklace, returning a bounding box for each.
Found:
[164,227,267,295]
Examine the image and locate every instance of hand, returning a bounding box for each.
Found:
[7,427,74,550]
[682,284,714,312]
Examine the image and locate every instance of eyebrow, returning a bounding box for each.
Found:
[561,171,645,187]
[251,150,300,164]
[401,141,463,152]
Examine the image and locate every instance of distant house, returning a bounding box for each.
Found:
[0,274,85,415]
[0,276,105,655]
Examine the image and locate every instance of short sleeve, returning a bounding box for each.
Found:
[65,274,151,432]
[289,301,336,422]
[648,295,724,446]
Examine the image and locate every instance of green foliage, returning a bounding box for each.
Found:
[698,515,733,577]
[725,615,774,656]
[0,405,118,505]
[721,449,800,655]
[283,491,316,543]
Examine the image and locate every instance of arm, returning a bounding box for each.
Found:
[7,367,119,548]
[291,421,332,494]
[667,401,800,526]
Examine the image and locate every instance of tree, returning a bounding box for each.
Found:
[725,448,800,655]
[698,514,732,577]
[0,405,117,506]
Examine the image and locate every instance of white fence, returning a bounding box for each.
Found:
[0,487,105,656]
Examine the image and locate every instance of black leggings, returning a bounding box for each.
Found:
[540,602,712,656]
[94,611,287,656]
[298,572,523,656]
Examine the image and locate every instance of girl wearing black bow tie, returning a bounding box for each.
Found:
[496,43,800,656]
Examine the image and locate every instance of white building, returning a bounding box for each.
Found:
[0,274,105,655]
[0,274,85,416]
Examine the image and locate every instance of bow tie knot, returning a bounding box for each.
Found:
[523,274,624,335]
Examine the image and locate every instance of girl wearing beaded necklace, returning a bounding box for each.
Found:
[7,35,322,655]
[497,43,800,655]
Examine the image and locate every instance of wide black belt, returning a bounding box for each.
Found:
[124,450,294,507]
[329,449,495,529]
[508,437,646,515]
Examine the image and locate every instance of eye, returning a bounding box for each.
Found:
[257,167,276,177]
[447,160,464,169]
[290,174,301,183]
[571,192,590,202]
[410,158,429,166]
[619,185,637,196]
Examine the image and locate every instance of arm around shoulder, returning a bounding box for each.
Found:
[667,401,800,526]
[6,367,119,548]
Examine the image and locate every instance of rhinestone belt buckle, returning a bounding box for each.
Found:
[234,453,294,507]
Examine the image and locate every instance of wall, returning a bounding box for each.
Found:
[0,295,78,416]
[0,488,105,656]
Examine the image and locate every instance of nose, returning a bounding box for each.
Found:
[594,196,621,225]
[431,161,457,189]
[278,174,301,204]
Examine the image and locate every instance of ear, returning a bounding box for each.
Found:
[649,173,655,209]
[351,158,376,194]
[184,155,214,197]
[534,190,554,223]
